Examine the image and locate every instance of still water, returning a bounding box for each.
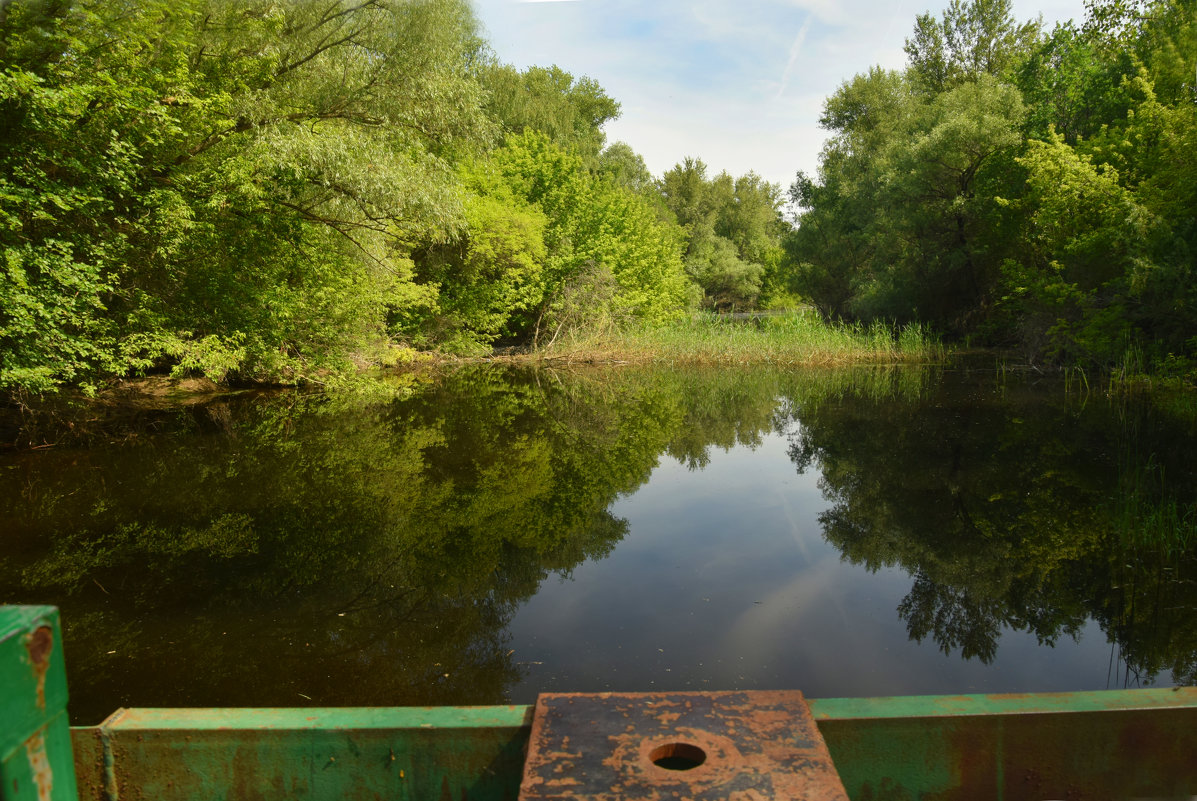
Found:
[3,364,1196,724]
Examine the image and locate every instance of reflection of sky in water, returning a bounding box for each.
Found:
[507,428,1149,702]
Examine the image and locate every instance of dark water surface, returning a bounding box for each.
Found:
[3,364,1196,724]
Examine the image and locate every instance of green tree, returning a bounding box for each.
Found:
[658,159,786,310]
[1,0,494,394]
[788,0,1195,373]
[480,63,620,162]
[870,75,1026,329]
[998,133,1156,363]
[406,157,549,354]
[683,232,763,311]
[461,132,690,342]
[577,178,691,323]
[786,68,917,319]
[658,158,719,233]
[595,141,655,194]
[1015,22,1124,143]
[905,0,1039,94]
[788,68,1025,331]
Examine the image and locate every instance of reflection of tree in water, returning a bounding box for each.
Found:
[787,371,1197,682]
[898,574,1006,664]
[1,364,932,720]
[2,367,663,721]
[8,364,1196,720]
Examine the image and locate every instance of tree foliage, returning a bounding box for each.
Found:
[0,0,698,396]
[480,63,620,163]
[1,0,497,393]
[905,0,1040,94]
[657,158,787,311]
[790,0,1197,375]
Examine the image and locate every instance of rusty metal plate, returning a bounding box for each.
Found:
[519,691,849,801]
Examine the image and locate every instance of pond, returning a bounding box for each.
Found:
[3,363,1196,724]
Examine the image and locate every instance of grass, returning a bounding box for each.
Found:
[527,311,946,366]
[1116,455,1197,559]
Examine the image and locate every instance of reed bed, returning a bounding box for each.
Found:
[531,311,945,366]
[1116,461,1197,559]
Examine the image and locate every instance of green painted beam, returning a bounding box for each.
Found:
[75,706,533,801]
[101,706,531,730]
[0,606,79,801]
[806,686,1197,718]
[809,689,1197,801]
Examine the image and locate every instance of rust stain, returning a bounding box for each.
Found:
[25,732,55,801]
[25,625,53,711]
[521,691,849,800]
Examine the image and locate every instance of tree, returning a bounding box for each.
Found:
[789,0,1196,375]
[683,234,764,311]
[406,158,549,354]
[997,133,1155,363]
[480,63,620,162]
[1014,22,1123,143]
[658,159,787,310]
[1,0,494,394]
[658,158,719,233]
[905,0,1039,94]
[443,132,690,343]
[870,75,1026,329]
[596,141,654,194]
[786,67,918,319]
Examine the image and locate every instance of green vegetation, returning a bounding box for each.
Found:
[0,0,701,396]
[787,0,1197,380]
[1,0,497,394]
[658,159,792,311]
[3,0,1193,400]
[532,312,943,366]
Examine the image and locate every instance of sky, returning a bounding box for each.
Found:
[470,0,1089,193]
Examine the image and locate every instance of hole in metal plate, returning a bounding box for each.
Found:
[648,742,707,771]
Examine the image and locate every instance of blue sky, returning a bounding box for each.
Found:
[470,0,1089,194]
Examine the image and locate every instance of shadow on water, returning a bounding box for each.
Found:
[1,364,1196,722]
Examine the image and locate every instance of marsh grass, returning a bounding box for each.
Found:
[1116,458,1197,559]
[528,311,945,366]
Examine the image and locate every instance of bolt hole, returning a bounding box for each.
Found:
[649,742,706,771]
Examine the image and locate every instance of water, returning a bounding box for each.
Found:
[2,364,1195,724]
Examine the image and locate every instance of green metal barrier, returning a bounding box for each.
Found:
[809,690,1197,801]
[0,606,80,801]
[71,707,532,801]
[65,692,1197,801]
[5,604,1197,801]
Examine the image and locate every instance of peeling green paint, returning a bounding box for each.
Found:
[1,607,79,801]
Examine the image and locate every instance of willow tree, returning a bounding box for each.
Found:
[480,63,620,163]
[657,159,786,311]
[1,0,492,393]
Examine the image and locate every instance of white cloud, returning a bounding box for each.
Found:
[774,14,813,101]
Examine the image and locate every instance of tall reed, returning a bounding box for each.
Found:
[534,311,945,366]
